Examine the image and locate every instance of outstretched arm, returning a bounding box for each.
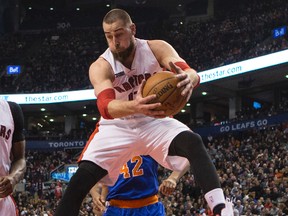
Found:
[90,183,109,215]
[159,162,190,196]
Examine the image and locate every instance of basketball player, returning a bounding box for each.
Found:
[0,99,26,216]
[55,9,233,216]
[90,155,190,215]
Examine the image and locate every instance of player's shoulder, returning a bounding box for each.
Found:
[147,39,169,47]
[89,57,112,74]
[7,101,21,112]
[7,101,23,117]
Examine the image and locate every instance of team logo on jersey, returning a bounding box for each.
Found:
[114,73,152,93]
[0,125,12,140]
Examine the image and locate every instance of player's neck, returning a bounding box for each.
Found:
[121,48,136,69]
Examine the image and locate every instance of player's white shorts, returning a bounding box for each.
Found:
[0,196,18,216]
[79,115,190,185]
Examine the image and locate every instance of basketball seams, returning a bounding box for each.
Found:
[161,85,181,105]
[142,71,186,116]
[145,76,177,96]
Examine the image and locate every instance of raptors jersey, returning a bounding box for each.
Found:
[101,38,162,102]
[0,99,17,216]
[107,155,158,200]
[80,38,189,186]
[0,99,14,178]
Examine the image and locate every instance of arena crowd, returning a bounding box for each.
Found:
[0,0,287,215]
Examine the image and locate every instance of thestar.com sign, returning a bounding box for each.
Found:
[1,49,288,104]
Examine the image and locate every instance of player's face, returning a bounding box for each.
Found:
[103,20,136,62]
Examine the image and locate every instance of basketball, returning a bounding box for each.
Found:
[142,71,186,116]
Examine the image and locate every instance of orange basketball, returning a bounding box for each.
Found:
[142,71,186,116]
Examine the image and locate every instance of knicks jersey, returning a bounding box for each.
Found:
[101,38,163,102]
[107,155,158,200]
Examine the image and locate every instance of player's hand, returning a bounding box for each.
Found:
[169,61,194,101]
[91,192,106,215]
[0,176,13,198]
[134,81,165,118]
[159,178,177,196]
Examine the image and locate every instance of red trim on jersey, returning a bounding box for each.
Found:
[78,123,100,162]
[174,61,200,89]
[97,88,115,119]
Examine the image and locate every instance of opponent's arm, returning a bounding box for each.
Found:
[159,162,190,196]
[89,58,165,119]
[149,40,200,101]
[90,183,108,214]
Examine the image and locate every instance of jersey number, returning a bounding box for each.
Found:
[120,156,144,179]
[128,91,137,101]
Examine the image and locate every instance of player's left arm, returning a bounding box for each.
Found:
[0,102,26,198]
[159,162,190,196]
[90,183,108,214]
[148,40,200,101]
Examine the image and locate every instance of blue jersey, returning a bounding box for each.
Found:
[106,155,159,200]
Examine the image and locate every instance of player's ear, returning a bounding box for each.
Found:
[130,23,136,35]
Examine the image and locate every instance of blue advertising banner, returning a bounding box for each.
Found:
[194,113,288,138]
[26,140,86,150]
[26,113,288,150]
[51,164,78,182]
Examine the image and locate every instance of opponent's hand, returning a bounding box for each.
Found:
[159,178,177,196]
[169,61,194,101]
[91,192,106,215]
[134,81,165,118]
[0,176,13,198]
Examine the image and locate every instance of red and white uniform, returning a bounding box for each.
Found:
[80,39,189,185]
[0,99,17,216]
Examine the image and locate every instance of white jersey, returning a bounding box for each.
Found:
[0,99,14,177]
[80,39,190,186]
[0,99,17,216]
[101,38,163,101]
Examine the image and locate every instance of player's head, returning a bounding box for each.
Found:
[102,9,136,62]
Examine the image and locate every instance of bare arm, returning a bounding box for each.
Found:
[9,140,26,187]
[159,162,190,196]
[90,183,109,214]
[148,40,200,101]
[89,58,164,119]
[0,141,26,198]
[0,102,26,198]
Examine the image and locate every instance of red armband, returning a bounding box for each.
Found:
[174,61,200,89]
[174,61,191,71]
[97,88,115,119]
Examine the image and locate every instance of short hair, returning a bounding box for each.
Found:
[103,9,132,25]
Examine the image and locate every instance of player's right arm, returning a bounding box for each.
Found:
[89,58,165,119]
